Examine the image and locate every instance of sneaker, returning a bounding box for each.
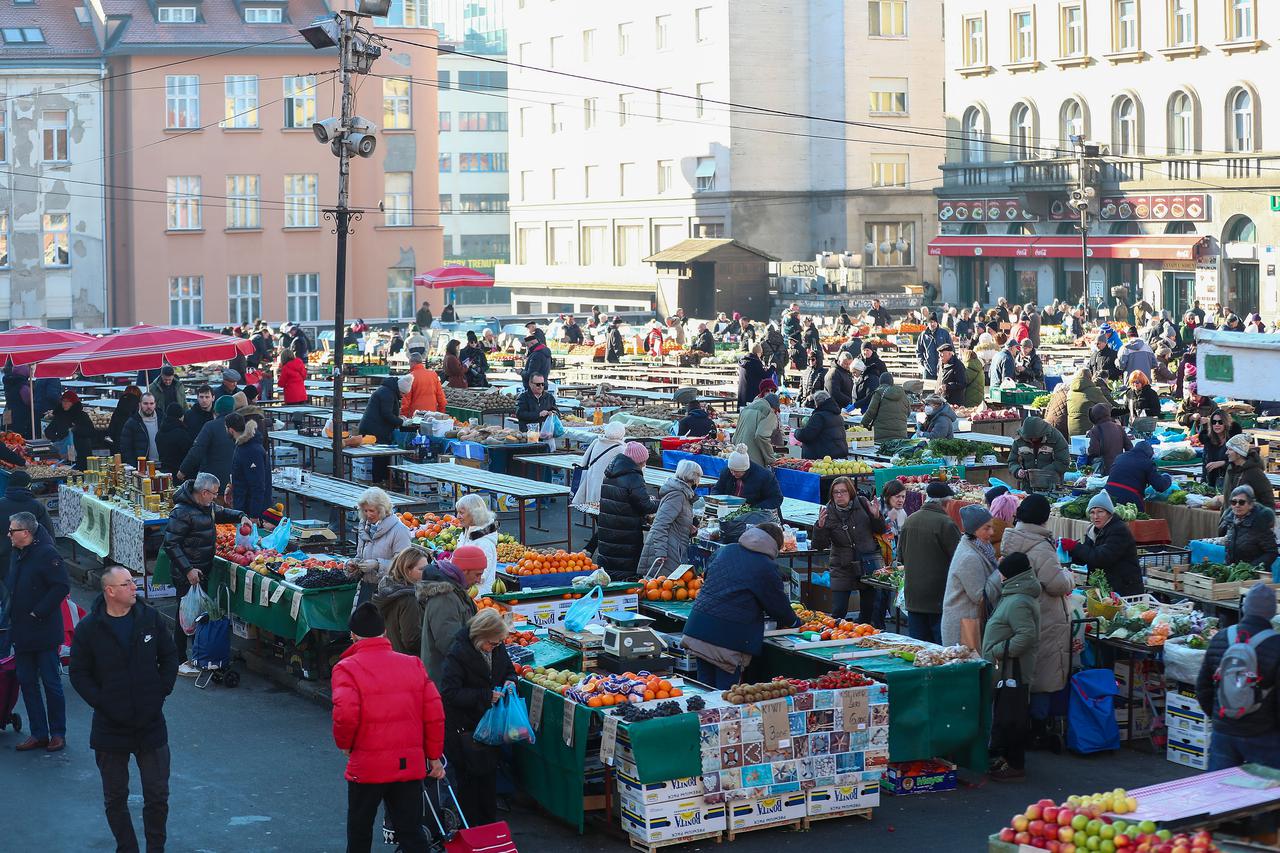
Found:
[990,763,1026,782]
[178,662,200,677]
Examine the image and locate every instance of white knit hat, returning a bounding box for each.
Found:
[727,443,751,471]
[603,421,626,441]
[851,359,867,373]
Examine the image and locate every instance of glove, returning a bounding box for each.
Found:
[1060,538,1078,552]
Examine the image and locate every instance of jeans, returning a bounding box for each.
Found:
[356,581,377,607]
[906,612,942,645]
[96,745,170,853]
[170,572,210,663]
[695,658,741,690]
[1209,729,1280,772]
[347,779,428,853]
[16,648,65,740]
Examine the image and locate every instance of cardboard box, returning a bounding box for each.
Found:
[727,793,807,831]
[805,780,881,816]
[620,795,726,844]
[1115,705,1154,741]
[1167,732,1210,770]
[880,759,957,795]
[136,574,177,600]
[507,599,565,628]
[616,771,704,805]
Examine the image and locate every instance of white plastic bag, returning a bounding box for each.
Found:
[179,585,211,636]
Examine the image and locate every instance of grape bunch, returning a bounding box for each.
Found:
[293,569,350,589]
[612,700,685,722]
[685,695,706,711]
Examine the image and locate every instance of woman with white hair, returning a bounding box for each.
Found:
[455,492,499,594]
[638,460,703,573]
[571,421,626,507]
[346,486,412,604]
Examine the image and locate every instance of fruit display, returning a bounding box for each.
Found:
[809,670,876,690]
[1065,789,1140,814]
[810,457,874,476]
[496,538,528,563]
[971,406,1019,422]
[678,438,730,457]
[911,645,983,667]
[568,672,682,706]
[1098,598,1217,647]
[993,794,1225,853]
[578,389,628,407]
[791,606,879,639]
[467,578,509,597]
[453,425,529,445]
[641,575,702,601]
[474,596,510,616]
[722,680,799,705]
[443,388,516,413]
[612,699,686,721]
[25,463,76,479]
[505,630,538,647]
[292,569,351,589]
[518,665,585,694]
[625,405,681,420]
[510,549,598,576]
[772,458,814,471]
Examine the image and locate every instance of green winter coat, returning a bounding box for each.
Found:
[863,384,909,441]
[1066,374,1115,438]
[898,501,962,614]
[731,397,778,467]
[981,568,1042,685]
[963,353,986,408]
[1008,416,1070,477]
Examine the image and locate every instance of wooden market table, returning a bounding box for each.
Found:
[391,461,572,547]
[306,388,371,410]
[515,452,715,490]
[270,430,415,481]
[270,472,432,540]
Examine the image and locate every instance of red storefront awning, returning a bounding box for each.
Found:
[927,234,1206,261]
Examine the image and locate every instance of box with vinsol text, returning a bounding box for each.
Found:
[619,795,726,844]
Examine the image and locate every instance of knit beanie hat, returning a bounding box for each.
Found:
[623,441,649,465]
[879,372,894,386]
[1016,493,1052,525]
[960,504,992,536]
[451,545,487,572]
[990,492,1021,522]
[348,602,385,638]
[998,551,1032,579]
[727,443,751,472]
[61,390,79,404]
[1243,582,1278,621]
[758,378,778,395]
[1087,490,1115,514]
[213,395,236,415]
[924,481,955,500]
[1226,434,1252,458]
[603,421,626,441]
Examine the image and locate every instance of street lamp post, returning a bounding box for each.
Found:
[1069,136,1098,311]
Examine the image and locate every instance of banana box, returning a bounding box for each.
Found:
[620,795,726,844]
[806,776,882,816]
[727,792,806,831]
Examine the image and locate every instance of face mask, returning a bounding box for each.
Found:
[924,406,936,415]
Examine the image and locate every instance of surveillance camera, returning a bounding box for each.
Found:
[330,138,344,158]
[350,116,377,134]
[347,133,377,158]
[313,117,340,144]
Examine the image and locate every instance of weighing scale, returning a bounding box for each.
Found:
[598,612,674,674]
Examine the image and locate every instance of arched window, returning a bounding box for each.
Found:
[1226,216,1256,243]
[1061,99,1084,145]
[1165,221,1197,235]
[1113,95,1139,155]
[1168,91,1195,154]
[963,106,985,163]
[1011,103,1035,159]
[1229,87,1256,152]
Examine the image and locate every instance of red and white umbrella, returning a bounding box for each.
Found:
[0,325,95,367]
[33,324,255,379]
[413,266,494,289]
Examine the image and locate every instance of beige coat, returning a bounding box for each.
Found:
[1000,522,1074,693]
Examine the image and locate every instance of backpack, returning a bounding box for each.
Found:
[1213,626,1278,720]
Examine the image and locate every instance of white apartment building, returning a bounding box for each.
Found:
[0,4,107,329]
[499,0,943,317]
[935,0,1279,319]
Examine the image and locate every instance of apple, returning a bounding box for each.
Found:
[1060,826,1076,844]
[1137,821,1157,836]
[1073,815,1091,832]
[1032,839,1047,850]
[1016,832,1032,845]
[1000,828,1017,843]
[1048,842,1062,853]
[1027,804,1044,821]
[1063,845,1076,853]
[1100,841,1115,853]
[1060,809,1077,826]
[1088,819,1104,836]
[1045,807,1061,824]
[1015,815,1031,832]
[1115,835,1132,849]
[1101,825,1117,841]
[1031,820,1047,837]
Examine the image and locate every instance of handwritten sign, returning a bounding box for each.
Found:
[760,699,790,751]
[600,715,620,766]
[270,582,288,604]
[242,570,254,603]
[840,688,869,732]
[529,686,545,732]
[563,697,576,746]
[258,576,272,606]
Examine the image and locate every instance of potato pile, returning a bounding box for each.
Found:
[454,425,529,445]
[444,388,516,413]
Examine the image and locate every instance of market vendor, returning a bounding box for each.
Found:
[1008,416,1070,486]
[793,390,848,459]
[1199,410,1242,490]
[1175,379,1216,430]
[712,444,783,511]
[358,376,405,483]
[732,388,779,467]
[514,373,558,432]
[691,322,715,355]
[677,399,716,438]
[823,352,856,410]
[44,390,98,470]
[1059,491,1143,596]
[1122,371,1160,423]
[918,394,958,439]
[1208,435,1275,512]
[1220,485,1278,572]
[1103,442,1170,511]
[682,522,802,689]
[1013,339,1044,387]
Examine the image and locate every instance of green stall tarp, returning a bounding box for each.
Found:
[519,639,578,669]
[512,681,593,832]
[621,712,701,784]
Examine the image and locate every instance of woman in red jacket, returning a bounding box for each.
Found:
[443,339,468,389]
[332,602,446,853]
[278,350,308,405]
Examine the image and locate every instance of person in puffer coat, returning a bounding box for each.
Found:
[179,395,237,486]
[1008,416,1070,482]
[962,349,986,408]
[1086,403,1131,475]
[799,350,827,407]
[1218,438,1276,513]
[712,447,783,510]
[595,443,658,579]
[732,393,779,467]
[863,373,909,441]
[358,375,405,481]
[941,505,1003,650]
[418,549,485,685]
[638,463,701,576]
[794,391,848,460]
[936,345,966,404]
[1066,369,1116,438]
[1118,332,1158,380]
[981,551,1042,781]
[823,353,856,410]
[226,413,269,520]
[347,490,413,605]
[0,470,53,566]
[1104,441,1171,511]
[1042,385,1069,439]
[813,477,886,621]
[682,524,802,688]
[156,403,193,476]
[919,395,958,439]
[372,548,429,657]
[736,347,768,407]
[1061,491,1142,596]
[1220,486,1278,572]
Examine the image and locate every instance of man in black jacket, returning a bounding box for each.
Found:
[562,316,584,345]
[162,474,243,673]
[868,298,892,328]
[183,385,214,440]
[213,369,240,401]
[1196,584,1280,769]
[606,319,625,363]
[521,335,553,389]
[5,513,70,751]
[118,392,160,464]
[357,376,404,483]
[515,375,558,431]
[936,344,966,404]
[0,470,53,566]
[70,566,179,852]
[824,352,856,409]
[691,322,715,355]
[1087,333,1122,383]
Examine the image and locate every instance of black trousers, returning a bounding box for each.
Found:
[347,779,428,853]
[95,745,171,853]
[991,699,1029,771]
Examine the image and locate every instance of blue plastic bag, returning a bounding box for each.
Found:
[563,585,604,632]
[1056,540,1072,565]
[1067,669,1121,754]
[474,683,536,746]
[259,518,292,552]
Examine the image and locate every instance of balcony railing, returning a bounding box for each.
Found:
[940,153,1279,194]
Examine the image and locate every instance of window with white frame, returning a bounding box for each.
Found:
[517,41,530,64]
[1230,87,1255,151]
[963,15,986,65]
[694,6,713,42]
[549,35,563,66]
[0,211,7,266]
[284,75,316,128]
[169,276,203,325]
[1228,0,1254,41]
[157,6,196,22]
[244,7,282,23]
[617,21,631,55]
[284,174,318,227]
[223,75,259,127]
[384,172,412,226]
[549,226,572,265]
[695,156,716,191]
[656,88,670,122]
[868,78,908,115]
[515,226,541,264]
[655,15,670,50]
[166,176,201,230]
[1169,91,1195,153]
[551,167,565,199]
[1,27,43,42]
[1011,9,1035,61]
[42,111,68,162]
[618,93,632,126]
[582,28,595,61]
[581,224,607,265]
[694,221,725,238]
[1114,95,1139,155]
[583,97,598,129]
[226,175,260,229]
[227,274,261,324]
[865,222,914,267]
[963,107,985,162]
[657,159,674,193]
[1061,3,1085,56]
[42,213,68,266]
[1011,103,1035,158]
[615,224,642,265]
[438,194,453,213]
[1169,0,1195,45]
[387,268,414,319]
[619,162,635,196]
[868,0,907,37]
[695,82,711,119]
[870,154,908,187]
[383,77,411,129]
[165,75,200,129]
[1061,99,1085,141]
[1112,0,1139,51]
[286,273,320,323]
[584,165,599,198]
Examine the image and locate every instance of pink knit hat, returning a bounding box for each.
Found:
[624,441,649,464]
[452,545,488,571]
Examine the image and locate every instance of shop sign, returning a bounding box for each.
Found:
[937,197,1038,223]
[1162,260,1196,272]
[1049,193,1208,222]
[1195,256,1219,306]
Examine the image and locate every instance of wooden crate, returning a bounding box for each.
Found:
[1239,580,1280,606]
[1181,571,1242,601]
[803,806,874,828]
[628,830,722,853]
[725,817,803,841]
[1146,564,1185,593]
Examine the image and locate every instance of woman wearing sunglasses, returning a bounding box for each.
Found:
[1220,486,1278,575]
[1199,409,1242,490]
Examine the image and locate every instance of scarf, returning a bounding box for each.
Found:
[434,558,464,586]
[970,535,997,571]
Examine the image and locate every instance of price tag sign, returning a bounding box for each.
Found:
[258,576,272,607]
[562,697,576,747]
[229,567,237,593]
[242,570,254,603]
[270,582,288,604]
[760,699,790,751]
[600,715,620,766]
[840,687,869,732]
[290,591,302,620]
[529,686,545,732]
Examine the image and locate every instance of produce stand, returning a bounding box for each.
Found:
[58,484,170,595]
[270,472,431,540]
[1147,501,1223,546]
[661,449,866,504]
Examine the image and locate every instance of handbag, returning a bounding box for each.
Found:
[993,640,1029,731]
[959,618,982,652]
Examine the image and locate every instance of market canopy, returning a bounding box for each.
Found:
[32,324,256,379]
[926,234,1207,261]
[0,325,95,367]
[413,266,494,289]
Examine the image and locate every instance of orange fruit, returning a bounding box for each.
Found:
[660,590,673,601]
[669,688,683,697]
[656,690,669,700]
[587,696,602,708]
[661,579,674,590]
[643,690,655,701]
[658,680,671,692]
[674,588,688,601]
